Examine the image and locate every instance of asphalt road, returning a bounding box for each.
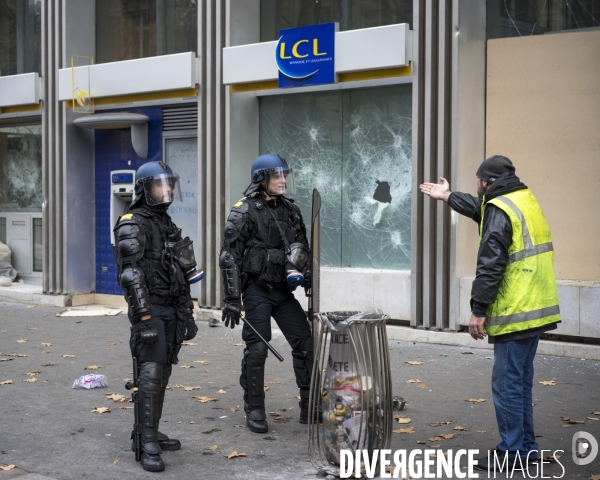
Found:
[0,302,599,480]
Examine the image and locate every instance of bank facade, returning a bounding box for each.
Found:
[0,0,598,340]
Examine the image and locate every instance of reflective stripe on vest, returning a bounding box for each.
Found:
[478,189,560,336]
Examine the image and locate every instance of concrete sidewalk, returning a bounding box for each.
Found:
[0,301,599,480]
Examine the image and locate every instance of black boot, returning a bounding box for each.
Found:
[242,342,269,433]
[299,389,323,424]
[137,362,165,472]
[156,364,181,451]
[133,364,181,453]
[293,337,321,424]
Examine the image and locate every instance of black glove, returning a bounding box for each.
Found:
[222,301,242,329]
[139,322,159,345]
[303,269,312,290]
[184,309,198,340]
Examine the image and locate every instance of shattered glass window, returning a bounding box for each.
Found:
[259,84,412,269]
[487,0,600,38]
[0,125,42,213]
[260,0,412,41]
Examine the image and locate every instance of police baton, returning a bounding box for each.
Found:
[239,314,284,362]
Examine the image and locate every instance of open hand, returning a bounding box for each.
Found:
[419,177,451,202]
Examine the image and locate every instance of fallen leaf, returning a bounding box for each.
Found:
[15,339,28,343]
[416,440,427,445]
[0,330,6,333]
[202,428,222,434]
[466,398,487,403]
[393,427,415,434]
[592,411,600,415]
[40,342,52,347]
[569,419,585,424]
[25,371,40,376]
[227,450,247,459]
[586,417,599,421]
[26,305,36,309]
[189,420,195,424]
[182,342,198,346]
[396,417,411,424]
[193,396,217,403]
[538,380,557,386]
[193,360,211,365]
[264,386,270,391]
[406,361,424,365]
[588,475,600,480]
[208,445,218,451]
[543,454,561,463]
[417,385,428,389]
[233,424,246,428]
[91,407,110,414]
[453,426,467,431]
[393,414,407,420]
[406,379,422,384]
[461,351,475,355]
[180,365,194,369]
[430,443,441,448]
[0,465,16,471]
[84,365,101,370]
[0,380,13,385]
[119,406,134,409]
[62,354,75,358]
[218,389,227,394]
[0,358,12,362]
[6,353,28,357]
[274,416,292,424]
[78,428,84,432]
[113,342,121,345]
[561,424,573,428]
[27,326,38,330]
[440,434,454,439]
[41,363,56,367]
[113,459,119,464]
[233,343,244,347]
[429,436,444,442]
[42,350,52,354]
[23,378,37,383]
[106,393,130,403]
[183,386,201,391]
[295,396,301,400]
[229,408,239,412]
[177,421,182,424]
[560,417,570,421]
[535,434,543,438]
[265,381,281,384]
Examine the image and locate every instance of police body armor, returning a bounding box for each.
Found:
[238,196,305,289]
[114,205,191,313]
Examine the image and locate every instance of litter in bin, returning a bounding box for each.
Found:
[72,374,107,389]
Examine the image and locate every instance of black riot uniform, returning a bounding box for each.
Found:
[219,154,316,434]
[113,161,199,472]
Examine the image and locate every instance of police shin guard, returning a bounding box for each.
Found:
[294,340,322,425]
[157,364,181,451]
[244,342,269,433]
[137,362,165,472]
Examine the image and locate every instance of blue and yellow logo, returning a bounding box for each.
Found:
[276,23,337,88]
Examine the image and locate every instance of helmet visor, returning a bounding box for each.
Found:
[265,167,296,196]
[144,174,182,206]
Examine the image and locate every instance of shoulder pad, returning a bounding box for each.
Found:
[224,205,248,242]
[231,198,249,213]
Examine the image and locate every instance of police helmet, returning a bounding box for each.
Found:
[245,154,296,196]
[131,161,182,207]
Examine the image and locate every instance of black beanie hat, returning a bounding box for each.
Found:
[476,155,515,182]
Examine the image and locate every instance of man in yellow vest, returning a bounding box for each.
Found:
[420,155,560,470]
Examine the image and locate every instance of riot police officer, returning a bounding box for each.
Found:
[114,161,203,472]
[220,154,316,433]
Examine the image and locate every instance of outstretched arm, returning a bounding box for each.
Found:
[420,177,481,223]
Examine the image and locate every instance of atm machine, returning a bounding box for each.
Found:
[110,170,136,246]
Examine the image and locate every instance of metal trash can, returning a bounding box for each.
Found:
[308,309,392,476]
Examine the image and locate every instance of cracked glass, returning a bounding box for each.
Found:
[0,125,42,213]
[259,84,412,269]
[487,0,600,38]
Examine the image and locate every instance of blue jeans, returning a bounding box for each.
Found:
[492,335,540,459]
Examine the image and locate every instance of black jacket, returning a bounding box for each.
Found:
[448,172,557,343]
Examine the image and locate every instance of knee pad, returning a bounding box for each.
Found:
[138,362,163,393]
[248,341,268,360]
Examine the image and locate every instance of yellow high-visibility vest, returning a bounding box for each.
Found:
[479,189,560,336]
